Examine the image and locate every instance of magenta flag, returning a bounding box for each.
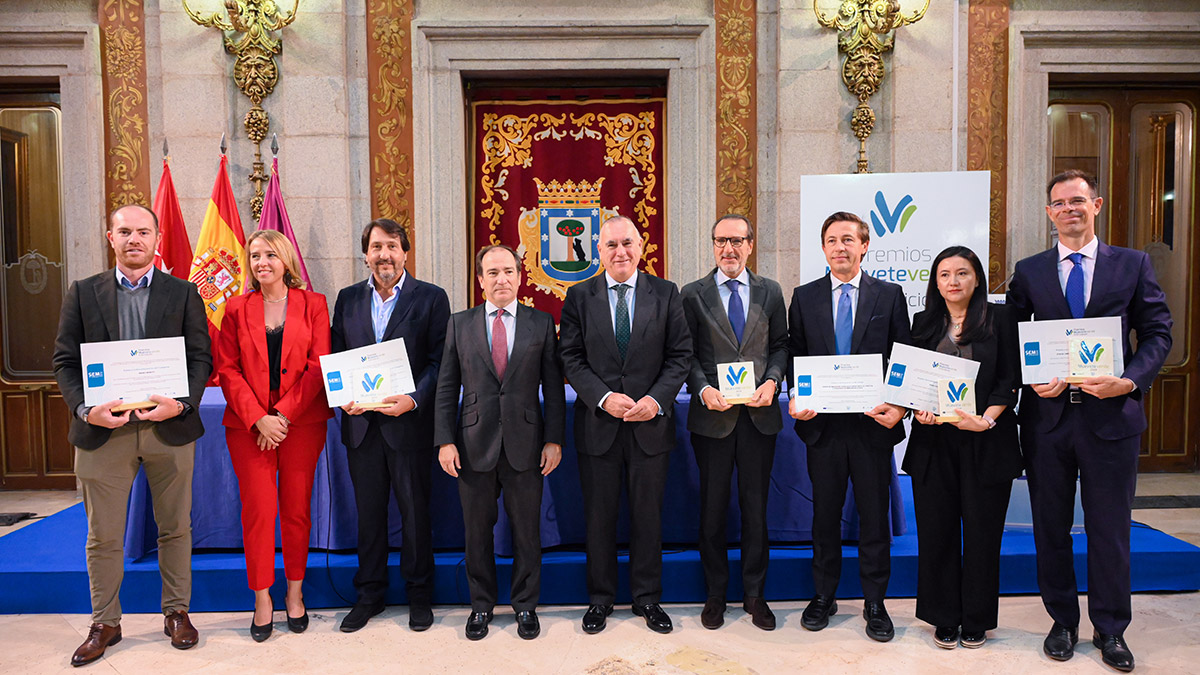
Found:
[257,156,311,286]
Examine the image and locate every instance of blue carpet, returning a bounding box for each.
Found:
[3,477,1198,614]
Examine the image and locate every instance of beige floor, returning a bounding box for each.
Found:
[2,474,1199,674]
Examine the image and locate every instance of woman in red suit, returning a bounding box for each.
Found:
[218,229,332,641]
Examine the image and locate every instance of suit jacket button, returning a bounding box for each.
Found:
[282,368,288,375]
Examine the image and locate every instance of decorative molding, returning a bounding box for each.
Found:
[715,0,757,232]
[366,0,415,258]
[967,0,1009,283]
[98,0,151,212]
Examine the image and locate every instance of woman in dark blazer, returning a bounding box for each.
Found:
[218,230,332,642]
[903,245,1022,650]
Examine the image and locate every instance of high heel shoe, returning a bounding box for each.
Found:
[287,610,309,633]
[250,617,273,642]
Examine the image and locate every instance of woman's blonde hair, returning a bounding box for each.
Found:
[245,229,307,291]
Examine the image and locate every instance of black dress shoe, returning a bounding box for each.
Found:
[742,596,776,631]
[516,610,540,640]
[464,611,492,640]
[1043,623,1079,661]
[1093,632,1135,672]
[863,601,895,642]
[701,597,726,630]
[250,617,273,643]
[582,604,613,634]
[286,610,309,634]
[934,625,959,649]
[960,630,986,649]
[340,601,385,633]
[801,595,838,631]
[632,603,673,634]
[409,604,434,631]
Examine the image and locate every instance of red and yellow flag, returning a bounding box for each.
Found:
[189,153,247,383]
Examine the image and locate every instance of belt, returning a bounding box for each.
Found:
[1068,389,1083,404]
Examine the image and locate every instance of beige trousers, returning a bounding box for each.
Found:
[74,423,194,626]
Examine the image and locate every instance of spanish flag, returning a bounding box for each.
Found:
[188,153,247,383]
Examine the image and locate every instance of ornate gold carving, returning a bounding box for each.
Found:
[184,0,298,219]
[99,0,151,211]
[367,0,415,245]
[966,0,1009,281]
[716,0,756,227]
[815,0,930,173]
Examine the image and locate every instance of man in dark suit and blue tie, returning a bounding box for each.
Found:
[787,211,910,643]
[1007,170,1172,672]
[559,215,692,635]
[681,214,788,631]
[434,244,566,641]
[331,218,450,633]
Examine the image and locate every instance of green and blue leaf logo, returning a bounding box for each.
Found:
[725,365,747,387]
[870,191,918,238]
[946,381,969,403]
[1078,340,1105,365]
[361,372,383,393]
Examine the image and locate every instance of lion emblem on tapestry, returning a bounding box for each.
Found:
[471,90,666,321]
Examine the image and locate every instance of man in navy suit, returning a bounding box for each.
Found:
[1007,170,1171,672]
[787,211,910,643]
[331,219,450,633]
[559,215,692,635]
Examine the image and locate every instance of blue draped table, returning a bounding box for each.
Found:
[125,387,906,559]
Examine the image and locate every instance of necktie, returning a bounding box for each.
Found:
[614,284,631,359]
[726,279,745,344]
[1065,252,1086,319]
[491,308,508,379]
[835,283,853,355]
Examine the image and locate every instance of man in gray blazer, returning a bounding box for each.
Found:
[681,214,788,631]
[434,244,566,641]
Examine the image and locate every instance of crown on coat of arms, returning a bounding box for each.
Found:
[534,178,605,208]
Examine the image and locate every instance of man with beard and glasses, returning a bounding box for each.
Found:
[331,218,450,633]
[53,204,212,666]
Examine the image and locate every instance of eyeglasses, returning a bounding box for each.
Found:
[713,236,748,248]
[1048,196,1094,211]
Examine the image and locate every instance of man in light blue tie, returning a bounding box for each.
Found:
[681,215,789,631]
[786,211,911,643]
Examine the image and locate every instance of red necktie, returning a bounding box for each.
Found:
[491,308,507,380]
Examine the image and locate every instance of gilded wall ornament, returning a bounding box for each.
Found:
[715,0,756,230]
[815,0,929,173]
[183,0,298,219]
[100,0,152,211]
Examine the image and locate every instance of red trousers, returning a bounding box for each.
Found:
[227,422,327,591]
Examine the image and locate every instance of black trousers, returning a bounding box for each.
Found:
[458,448,543,612]
[807,427,893,601]
[1024,404,1139,636]
[346,422,435,606]
[691,408,777,599]
[577,425,671,606]
[910,428,1013,632]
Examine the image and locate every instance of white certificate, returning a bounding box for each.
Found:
[883,343,981,415]
[80,337,189,408]
[717,361,756,404]
[320,338,416,408]
[792,354,884,413]
[1018,317,1124,385]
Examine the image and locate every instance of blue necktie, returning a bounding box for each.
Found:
[1065,252,1086,319]
[726,279,745,344]
[835,283,853,355]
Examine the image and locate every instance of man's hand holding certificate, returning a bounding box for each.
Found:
[320,338,417,414]
[80,337,190,418]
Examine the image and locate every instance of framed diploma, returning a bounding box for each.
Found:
[80,337,190,410]
[1018,317,1124,384]
[320,338,417,408]
[883,343,981,419]
[791,354,884,413]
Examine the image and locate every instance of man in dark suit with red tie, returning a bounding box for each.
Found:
[331,219,450,633]
[788,211,910,643]
[434,244,566,641]
[559,215,692,635]
[681,214,788,631]
[1007,170,1172,672]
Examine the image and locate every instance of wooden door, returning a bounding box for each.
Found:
[1049,84,1200,472]
[0,99,73,489]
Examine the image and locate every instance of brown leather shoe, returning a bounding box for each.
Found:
[743,596,777,631]
[71,623,121,667]
[163,610,199,650]
[701,597,726,629]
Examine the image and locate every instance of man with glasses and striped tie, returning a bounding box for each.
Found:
[787,211,911,643]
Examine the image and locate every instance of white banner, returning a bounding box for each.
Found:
[799,171,992,317]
